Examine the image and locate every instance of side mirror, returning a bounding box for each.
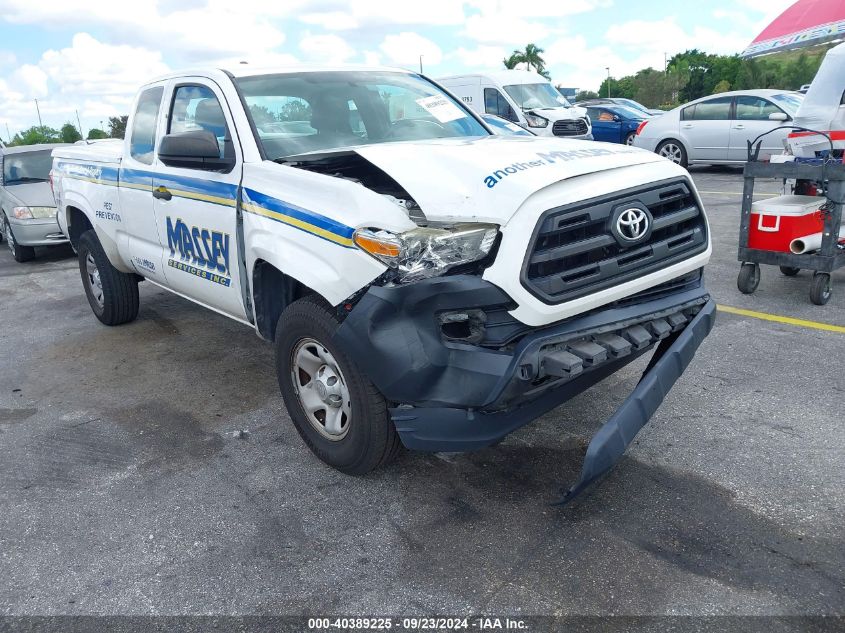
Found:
[768,112,789,122]
[159,130,234,171]
[613,114,621,122]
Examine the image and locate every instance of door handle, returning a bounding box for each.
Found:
[682,124,693,128]
[733,124,745,129]
[153,186,172,201]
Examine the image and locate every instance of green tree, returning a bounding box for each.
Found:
[711,79,731,94]
[575,90,599,101]
[503,51,524,70]
[60,122,82,143]
[87,128,108,140]
[8,126,60,146]
[108,115,129,139]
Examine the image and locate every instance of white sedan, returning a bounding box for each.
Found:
[633,89,803,166]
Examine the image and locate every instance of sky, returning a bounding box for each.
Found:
[0,0,797,139]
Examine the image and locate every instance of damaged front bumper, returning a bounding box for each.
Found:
[334,274,715,502]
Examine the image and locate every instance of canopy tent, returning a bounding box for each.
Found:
[742,0,845,58]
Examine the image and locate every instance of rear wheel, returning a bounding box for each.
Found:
[275,296,402,474]
[779,266,800,277]
[4,216,36,263]
[656,139,688,167]
[78,230,139,325]
[625,131,636,146]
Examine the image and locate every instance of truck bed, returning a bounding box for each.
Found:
[53,139,124,165]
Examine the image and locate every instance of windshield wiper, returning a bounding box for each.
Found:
[6,177,48,183]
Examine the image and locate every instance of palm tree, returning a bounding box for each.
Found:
[522,43,546,74]
[503,51,524,70]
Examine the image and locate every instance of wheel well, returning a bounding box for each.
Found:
[67,206,93,249]
[252,260,312,340]
[658,137,687,153]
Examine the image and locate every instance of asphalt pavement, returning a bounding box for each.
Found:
[0,167,842,621]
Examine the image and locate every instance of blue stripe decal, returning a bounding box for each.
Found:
[154,172,239,201]
[243,188,355,241]
[120,167,153,185]
[56,162,120,184]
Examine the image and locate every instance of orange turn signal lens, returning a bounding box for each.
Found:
[353,231,401,259]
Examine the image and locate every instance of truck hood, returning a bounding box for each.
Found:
[526,105,588,120]
[353,136,665,224]
[2,182,55,208]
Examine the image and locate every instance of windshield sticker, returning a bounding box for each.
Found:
[483,146,638,189]
[415,95,466,123]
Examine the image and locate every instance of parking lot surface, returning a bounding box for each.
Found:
[0,168,843,617]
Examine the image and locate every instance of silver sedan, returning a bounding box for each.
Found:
[0,143,69,262]
[632,89,803,167]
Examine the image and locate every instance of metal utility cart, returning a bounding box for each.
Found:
[737,160,845,305]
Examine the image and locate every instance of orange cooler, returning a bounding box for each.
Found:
[748,195,825,252]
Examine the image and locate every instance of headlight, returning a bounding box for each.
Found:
[354,223,499,283]
[13,206,56,219]
[524,113,548,128]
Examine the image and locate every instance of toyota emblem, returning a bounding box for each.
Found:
[615,207,650,242]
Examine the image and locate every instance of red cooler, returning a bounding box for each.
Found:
[748,195,825,252]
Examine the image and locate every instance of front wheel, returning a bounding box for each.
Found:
[737,262,760,294]
[810,272,832,306]
[78,230,139,325]
[4,216,36,263]
[275,296,402,474]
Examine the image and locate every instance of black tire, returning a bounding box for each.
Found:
[78,230,139,325]
[810,272,832,306]
[737,262,760,294]
[656,139,688,167]
[779,266,800,277]
[275,295,402,475]
[624,131,636,146]
[4,216,36,263]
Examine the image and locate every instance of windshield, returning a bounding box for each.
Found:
[2,150,53,184]
[612,105,648,120]
[616,98,649,114]
[235,71,488,160]
[503,83,569,111]
[771,92,804,115]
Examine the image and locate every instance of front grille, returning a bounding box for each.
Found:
[522,179,708,304]
[552,119,588,136]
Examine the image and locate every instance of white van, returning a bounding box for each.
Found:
[438,70,592,140]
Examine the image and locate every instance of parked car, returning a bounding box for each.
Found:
[51,65,713,502]
[578,97,663,117]
[479,113,534,136]
[438,70,593,139]
[0,143,69,262]
[633,89,803,166]
[584,104,647,145]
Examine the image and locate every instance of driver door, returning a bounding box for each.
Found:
[152,78,247,319]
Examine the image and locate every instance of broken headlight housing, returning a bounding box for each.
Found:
[354,223,499,283]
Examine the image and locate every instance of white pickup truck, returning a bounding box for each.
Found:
[52,65,715,502]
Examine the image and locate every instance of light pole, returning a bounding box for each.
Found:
[34,98,43,131]
[419,55,424,74]
[605,67,611,98]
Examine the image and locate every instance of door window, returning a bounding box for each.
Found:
[484,88,517,122]
[683,97,732,121]
[735,96,780,120]
[129,86,163,165]
[168,85,233,160]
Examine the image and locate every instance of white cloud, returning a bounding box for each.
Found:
[379,32,442,68]
[451,45,508,69]
[9,64,48,99]
[462,13,551,44]
[299,0,468,30]
[299,33,356,64]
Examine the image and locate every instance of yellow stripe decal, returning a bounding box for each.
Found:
[717,304,845,334]
[242,202,354,247]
